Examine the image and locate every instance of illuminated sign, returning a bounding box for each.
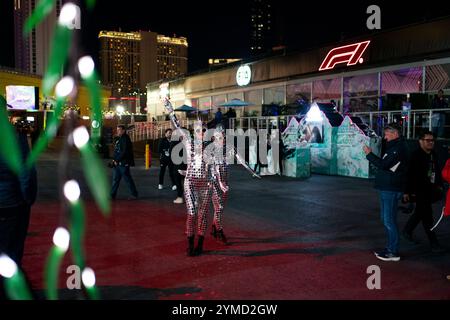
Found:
[6,86,38,110]
[319,40,370,71]
[236,65,251,86]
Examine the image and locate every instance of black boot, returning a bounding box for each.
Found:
[187,236,195,257]
[211,225,217,239]
[194,236,204,256]
[217,229,228,245]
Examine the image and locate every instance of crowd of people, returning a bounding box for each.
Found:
[107,116,450,268]
[2,102,450,300]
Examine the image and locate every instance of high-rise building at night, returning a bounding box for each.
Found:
[157,35,188,80]
[250,0,273,55]
[99,30,188,106]
[14,0,62,75]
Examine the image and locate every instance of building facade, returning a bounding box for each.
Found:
[99,31,187,113]
[147,17,450,121]
[14,0,62,75]
[250,0,273,55]
[157,35,188,80]
[99,31,155,98]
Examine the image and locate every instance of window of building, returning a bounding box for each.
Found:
[426,63,450,92]
[312,78,341,102]
[244,89,263,116]
[227,92,244,101]
[212,94,227,109]
[264,87,285,105]
[189,98,199,109]
[286,82,312,104]
[199,97,212,111]
[343,73,378,113]
[381,67,423,94]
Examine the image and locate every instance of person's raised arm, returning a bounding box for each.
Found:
[163,98,189,143]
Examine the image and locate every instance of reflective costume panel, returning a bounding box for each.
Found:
[182,123,212,237]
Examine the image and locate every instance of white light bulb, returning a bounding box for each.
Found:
[82,268,96,287]
[53,228,70,251]
[78,56,95,78]
[73,126,90,149]
[59,3,78,27]
[0,255,18,278]
[55,76,75,98]
[63,180,80,203]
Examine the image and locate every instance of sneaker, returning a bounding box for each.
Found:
[172,185,177,191]
[375,251,400,262]
[158,184,163,190]
[128,195,138,200]
[373,249,388,257]
[173,197,184,204]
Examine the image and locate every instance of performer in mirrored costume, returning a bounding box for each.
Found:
[163,99,211,256]
[205,126,229,244]
[205,124,261,246]
[164,99,260,256]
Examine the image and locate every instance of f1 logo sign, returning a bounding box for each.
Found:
[319,40,371,71]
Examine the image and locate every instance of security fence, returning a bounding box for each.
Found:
[127,108,450,142]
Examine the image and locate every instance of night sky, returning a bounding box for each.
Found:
[1,0,450,74]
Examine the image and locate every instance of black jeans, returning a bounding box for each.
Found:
[0,205,31,267]
[175,169,185,197]
[404,197,438,244]
[110,165,138,198]
[159,160,176,186]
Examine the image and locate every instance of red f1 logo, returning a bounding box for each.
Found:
[319,40,371,71]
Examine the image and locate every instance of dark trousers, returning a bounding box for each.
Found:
[110,165,138,198]
[404,198,438,244]
[175,169,185,197]
[0,205,31,267]
[159,161,176,186]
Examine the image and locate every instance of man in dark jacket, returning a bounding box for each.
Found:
[402,131,445,253]
[158,129,176,190]
[363,123,408,262]
[172,130,187,204]
[110,125,138,200]
[0,127,37,267]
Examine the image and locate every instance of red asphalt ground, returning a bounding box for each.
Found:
[23,199,450,300]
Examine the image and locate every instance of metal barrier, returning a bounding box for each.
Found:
[351,108,450,139]
[229,108,450,140]
[127,108,450,141]
[127,119,199,142]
